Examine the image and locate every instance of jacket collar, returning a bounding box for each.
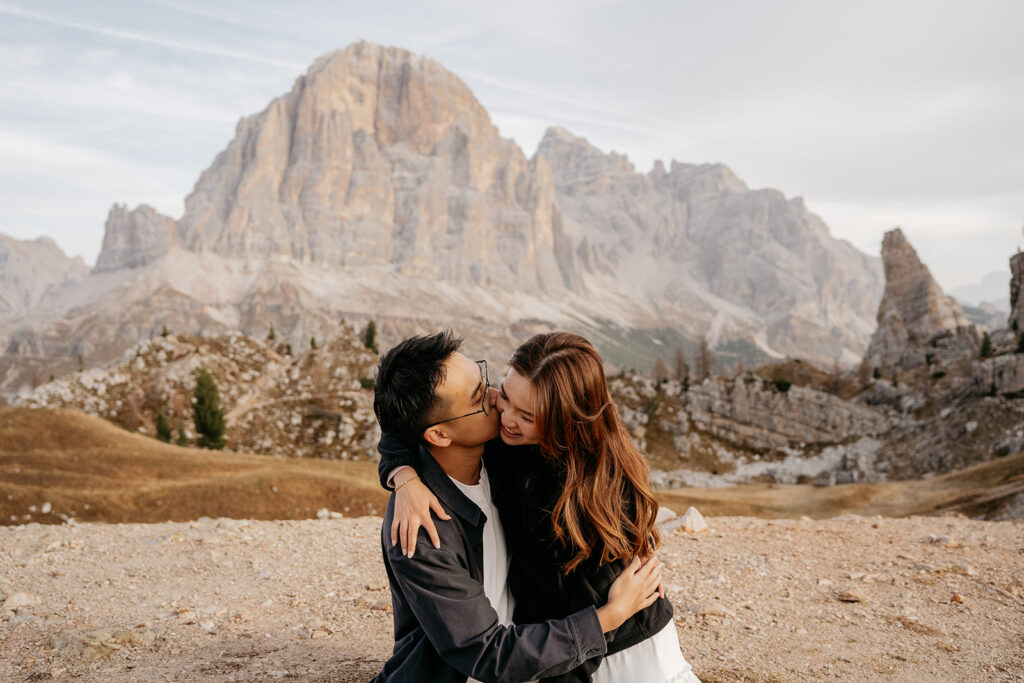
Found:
[378,432,484,527]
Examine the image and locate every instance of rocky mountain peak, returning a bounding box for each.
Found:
[0,233,89,319]
[94,204,180,273]
[865,227,978,373]
[172,39,565,292]
[535,126,637,193]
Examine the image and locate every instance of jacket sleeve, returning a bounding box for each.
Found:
[377,432,420,490]
[387,542,608,683]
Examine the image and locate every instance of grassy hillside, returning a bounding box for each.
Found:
[4,406,1021,525]
[1,407,388,525]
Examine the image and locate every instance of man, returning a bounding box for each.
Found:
[371,331,661,682]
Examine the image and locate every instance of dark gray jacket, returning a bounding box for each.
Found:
[377,434,674,682]
[371,442,608,682]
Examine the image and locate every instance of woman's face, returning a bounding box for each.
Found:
[495,368,542,446]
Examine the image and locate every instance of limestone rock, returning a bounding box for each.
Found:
[3,592,40,610]
[93,204,180,273]
[655,506,678,525]
[536,127,884,366]
[1010,251,1024,332]
[0,234,88,321]
[177,41,568,295]
[679,506,709,533]
[3,41,888,400]
[865,228,979,373]
[685,374,890,451]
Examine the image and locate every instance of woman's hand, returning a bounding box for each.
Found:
[390,470,451,558]
[595,555,662,632]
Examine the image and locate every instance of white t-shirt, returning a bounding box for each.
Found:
[448,463,514,627]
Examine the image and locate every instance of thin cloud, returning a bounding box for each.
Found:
[0,2,305,70]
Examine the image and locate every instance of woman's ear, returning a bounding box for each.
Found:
[422,426,452,449]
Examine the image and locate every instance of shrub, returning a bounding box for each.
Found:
[980,332,992,358]
[364,320,379,354]
[193,369,225,449]
[155,411,172,442]
[771,379,792,393]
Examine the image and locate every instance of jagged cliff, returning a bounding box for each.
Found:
[0,234,89,320]
[4,41,884,398]
[1010,250,1024,332]
[864,228,979,373]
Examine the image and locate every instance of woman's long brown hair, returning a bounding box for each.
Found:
[510,332,659,573]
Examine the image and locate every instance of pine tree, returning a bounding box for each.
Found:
[673,347,689,385]
[364,319,379,354]
[696,335,713,382]
[980,331,992,358]
[176,422,189,447]
[161,324,169,338]
[267,324,276,341]
[857,357,871,386]
[652,357,670,383]
[310,336,317,350]
[155,411,172,442]
[193,369,226,449]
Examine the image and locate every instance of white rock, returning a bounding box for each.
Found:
[656,506,677,524]
[4,592,40,610]
[679,507,709,533]
[41,502,52,514]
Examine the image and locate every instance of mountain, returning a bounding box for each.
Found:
[0,234,89,322]
[865,228,980,373]
[950,270,1011,312]
[2,41,883,399]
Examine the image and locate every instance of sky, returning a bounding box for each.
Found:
[1,0,1022,300]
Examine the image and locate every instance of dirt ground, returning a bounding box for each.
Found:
[1,514,1021,682]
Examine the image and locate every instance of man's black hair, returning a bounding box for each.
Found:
[373,330,463,446]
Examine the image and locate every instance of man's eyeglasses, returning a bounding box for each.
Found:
[424,360,490,429]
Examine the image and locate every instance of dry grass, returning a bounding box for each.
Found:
[0,407,389,525]
[4,406,1022,525]
[656,449,1024,518]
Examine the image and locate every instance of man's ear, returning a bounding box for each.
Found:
[422,426,452,449]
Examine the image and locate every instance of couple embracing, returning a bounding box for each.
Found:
[370,330,700,682]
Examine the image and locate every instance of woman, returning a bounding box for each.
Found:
[381,332,700,682]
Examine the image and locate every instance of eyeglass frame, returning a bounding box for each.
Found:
[423,360,491,429]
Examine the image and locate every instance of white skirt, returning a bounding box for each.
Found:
[591,619,701,683]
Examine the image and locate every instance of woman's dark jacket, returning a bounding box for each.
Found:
[377,434,673,683]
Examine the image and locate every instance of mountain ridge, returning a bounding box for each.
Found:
[4,40,884,398]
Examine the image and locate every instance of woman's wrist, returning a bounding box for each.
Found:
[391,465,418,489]
[595,603,625,633]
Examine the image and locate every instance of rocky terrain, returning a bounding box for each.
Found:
[17,324,379,461]
[0,234,89,337]
[865,228,981,374]
[1,40,886,399]
[0,514,1020,682]
[11,228,1024,501]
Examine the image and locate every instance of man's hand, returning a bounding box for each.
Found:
[391,470,451,557]
[595,555,662,632]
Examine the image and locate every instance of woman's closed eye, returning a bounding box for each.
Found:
[499,385,533,422]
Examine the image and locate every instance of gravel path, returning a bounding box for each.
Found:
[1,515,1021,682]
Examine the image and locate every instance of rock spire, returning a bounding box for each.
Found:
[865,228,978,373]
